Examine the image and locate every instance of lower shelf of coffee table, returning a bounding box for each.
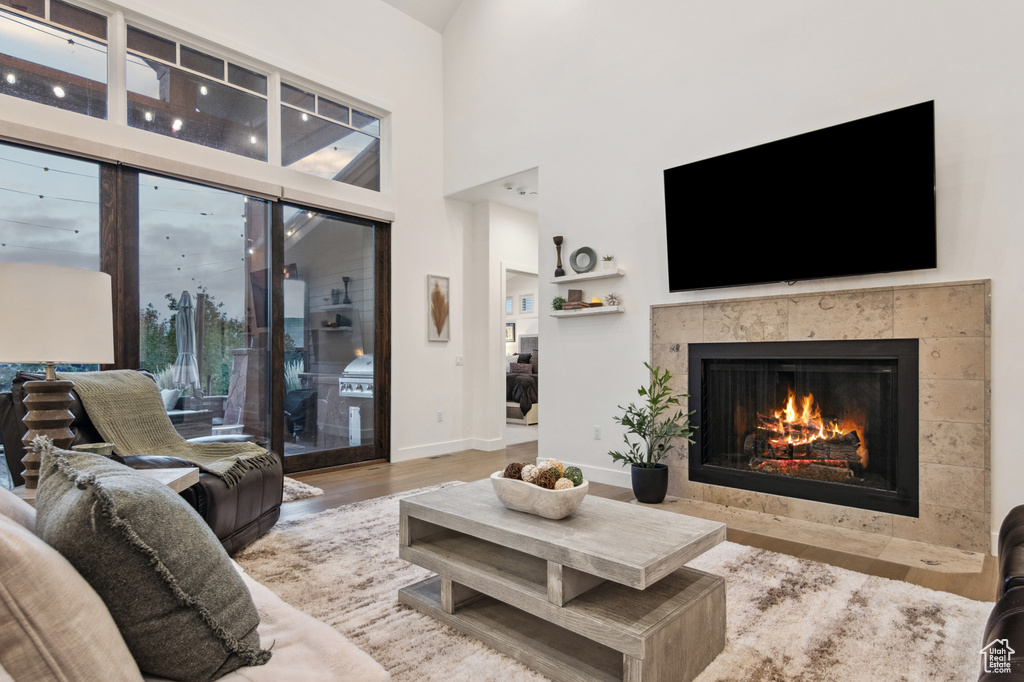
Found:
[399,572,725,682]
[400,576,622,682]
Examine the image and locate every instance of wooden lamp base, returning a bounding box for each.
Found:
[20,379,75,489]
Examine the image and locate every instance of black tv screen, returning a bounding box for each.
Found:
[664,101,936,292]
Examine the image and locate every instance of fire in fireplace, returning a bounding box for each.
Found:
[747,389,867,483]
[688,340,919,517]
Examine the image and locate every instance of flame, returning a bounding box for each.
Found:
[759,389,868,466]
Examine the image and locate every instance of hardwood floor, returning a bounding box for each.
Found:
[284,442,996,601]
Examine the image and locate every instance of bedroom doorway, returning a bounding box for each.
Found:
[504,268,538,445]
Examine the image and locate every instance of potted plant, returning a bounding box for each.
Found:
[609,362,695,504]
[601,254,616,271]
[552,296,566,311]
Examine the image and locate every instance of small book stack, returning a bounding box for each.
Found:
[561,289,590,310]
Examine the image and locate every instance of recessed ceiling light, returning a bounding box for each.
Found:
[144,111,153,122]
[250,135,258,144]
[199,85,208,96]
[301,113,309,122]
[287,229,294,236]
[52,85,65,98]
[4,73,15,85]
[171,119,183,132]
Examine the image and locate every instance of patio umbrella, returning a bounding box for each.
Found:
[172,290,201,396]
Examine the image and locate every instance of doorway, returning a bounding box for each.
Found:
[504,268,539,444]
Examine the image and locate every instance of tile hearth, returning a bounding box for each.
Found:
[641,496,985,574]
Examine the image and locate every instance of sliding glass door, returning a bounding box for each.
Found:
[0,137,389,474]
[280,206,378,469]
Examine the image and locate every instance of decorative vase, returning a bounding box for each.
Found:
[631,463,669,504]
[601,259,616,271]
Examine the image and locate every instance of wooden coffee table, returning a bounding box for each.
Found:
[398,479,727,682]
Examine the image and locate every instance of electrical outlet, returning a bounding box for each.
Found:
[436,410,443,422]
[455,355,464,366]
[593,426,601,440]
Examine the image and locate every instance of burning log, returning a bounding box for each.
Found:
[751,458,855,483]
[743,430,861,463]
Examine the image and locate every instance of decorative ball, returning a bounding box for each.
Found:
[538,458,565,476]
[534,470,557,489]
[554,478,574,490]
[545,467,562,480]
[521,464,539,484]
[563,466,584,487]
[503,462,524,480]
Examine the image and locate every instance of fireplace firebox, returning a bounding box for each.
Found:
[688,339,919,517]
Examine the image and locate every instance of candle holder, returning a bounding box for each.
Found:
[553,236,565,277]
[342,276,352,304]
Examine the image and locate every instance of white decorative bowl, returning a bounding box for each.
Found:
[490,471,589,520]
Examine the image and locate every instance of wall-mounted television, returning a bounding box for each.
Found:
[664,101,936,292]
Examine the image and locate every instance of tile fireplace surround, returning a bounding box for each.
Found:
[651,280,990,553]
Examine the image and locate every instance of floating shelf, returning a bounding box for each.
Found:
[314,326,353,332]
[322,303,353,310]
[550,305,623,318]
[549,268,624,285]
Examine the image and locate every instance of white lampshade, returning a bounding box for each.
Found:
[0,263,115,364]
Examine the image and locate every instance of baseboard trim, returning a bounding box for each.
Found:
[472,437,506,452]
[393,439,475,462]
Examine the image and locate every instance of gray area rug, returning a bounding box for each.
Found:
[235,484,992,681]
[281,476,324,503]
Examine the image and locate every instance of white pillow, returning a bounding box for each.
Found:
[0,515,144,681]
[505,354,518,374]
[160,388,181,411]
[0,487,34,532]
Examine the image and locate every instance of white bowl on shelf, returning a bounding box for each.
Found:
[489,470,589,520]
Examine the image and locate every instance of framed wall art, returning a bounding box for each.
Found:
[427,274,450,342]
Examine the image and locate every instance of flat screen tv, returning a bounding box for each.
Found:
[664,101,936,292]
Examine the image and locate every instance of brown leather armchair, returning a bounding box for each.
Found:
[0,372,282,555]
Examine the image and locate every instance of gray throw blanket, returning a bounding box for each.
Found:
[58,370,276,488]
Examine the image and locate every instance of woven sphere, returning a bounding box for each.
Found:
[563,466,584,487]
[538,458,565,476]
[503,462,524,480]
[534,470,557,489]
[554,478,574,490]
[521,464,539,484]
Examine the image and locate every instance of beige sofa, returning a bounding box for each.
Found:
[0,485,389,682]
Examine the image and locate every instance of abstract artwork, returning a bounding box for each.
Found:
[427,275,450,342]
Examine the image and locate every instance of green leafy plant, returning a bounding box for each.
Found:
[284,359,304,393]
[609,362,696,469]
[602,254,615,261]
[552,296,566,311]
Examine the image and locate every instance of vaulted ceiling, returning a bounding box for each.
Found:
[377,0,463,33]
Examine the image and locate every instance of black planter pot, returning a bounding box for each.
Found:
[631,463,669,504]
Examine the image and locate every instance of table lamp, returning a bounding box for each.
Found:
[0,263,114,488]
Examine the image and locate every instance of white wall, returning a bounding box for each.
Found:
[443,0,1024,539]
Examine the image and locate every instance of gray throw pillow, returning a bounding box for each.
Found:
[33,439,271,682]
